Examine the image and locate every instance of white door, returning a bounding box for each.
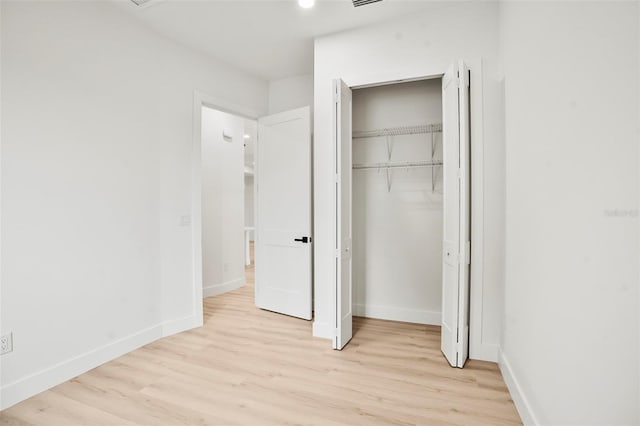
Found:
[255,106,312,320]
[334,79,353,350]
[441,61,471,368]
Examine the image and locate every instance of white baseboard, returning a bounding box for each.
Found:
[161,314,202,338]
[202,277,244,298]
[498,349,539,426]
[0,325,161,410]
[354,303,441,325]
[0,314,200,411]
[312,321,332,339]
[469,342,499,363]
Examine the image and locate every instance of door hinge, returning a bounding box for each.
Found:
[335,249,341,258]
[456,242,470,265]
[334,88,340,103]
[465,241,471,265]
[335,174,341,184]
[456,70,469,88]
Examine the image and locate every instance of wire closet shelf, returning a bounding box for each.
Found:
[352,123,442,139]
[351,123,443,192]
[352,160,443,170]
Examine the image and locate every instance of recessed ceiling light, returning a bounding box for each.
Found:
[298,0,315,9]
[244,134,251,139]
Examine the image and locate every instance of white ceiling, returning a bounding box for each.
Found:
[114,0,439,81]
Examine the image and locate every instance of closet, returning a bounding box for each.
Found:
[351,79,444,327]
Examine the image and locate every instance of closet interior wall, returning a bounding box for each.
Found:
[352,79,443,325]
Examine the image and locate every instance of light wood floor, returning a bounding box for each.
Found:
[1,246,521,425]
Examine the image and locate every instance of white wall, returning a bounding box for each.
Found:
[352,79,443,324]
[313,2,504,361]
[201,108,246,297]
[500,2,639,425]
[245,176,254,228]
[0,1,267,409]
[268,74,314,115]
[243,119,256,241]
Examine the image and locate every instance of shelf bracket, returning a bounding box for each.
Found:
[386,167,392,192]
[432,168,436,193]
[431,132,436,193]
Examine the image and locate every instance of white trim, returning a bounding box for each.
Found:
[312,321,333,339]
[161,314,201,338]
[203,278,245,298]
[354,304,441,326]
[0,3,4,412]
[351,73,443,90]
[0,315,194,411]
[345,66,447,91]
[499,349,539,426]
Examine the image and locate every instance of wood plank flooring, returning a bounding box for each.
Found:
[1,245,521,425]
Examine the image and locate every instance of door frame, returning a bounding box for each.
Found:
[331,59,488,360]
[191,91,262,323]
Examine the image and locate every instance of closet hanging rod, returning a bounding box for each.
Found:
[353,123,442,139]
[352,160,443,170]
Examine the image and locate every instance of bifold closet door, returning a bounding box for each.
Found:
[333,79,353,350]
[441,61,471,368]
[255,106,312,320]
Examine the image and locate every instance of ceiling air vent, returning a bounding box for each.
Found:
[353,0,383,7]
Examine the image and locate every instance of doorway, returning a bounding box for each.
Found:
[351,79,444,328]
[200,106,256,298]
[333,61,471,368]
[192,93,314,332]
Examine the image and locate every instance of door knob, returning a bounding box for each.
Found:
[294,237,311,243]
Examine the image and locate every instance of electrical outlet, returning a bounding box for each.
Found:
[1,333,13,355]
